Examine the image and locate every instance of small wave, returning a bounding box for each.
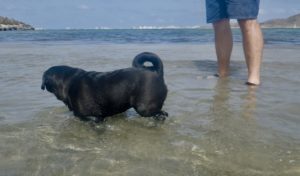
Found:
[0,116,5,121]
[61,144,103,153]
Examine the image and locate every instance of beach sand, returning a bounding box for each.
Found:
[0,43,299,175]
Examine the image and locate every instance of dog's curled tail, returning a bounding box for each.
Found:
[132,52,164,76]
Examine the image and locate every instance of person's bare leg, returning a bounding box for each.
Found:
[213,19,233,77]
[238,19,264,85]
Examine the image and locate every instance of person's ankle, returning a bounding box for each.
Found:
[247,78,260,85]
[218,71,229,77]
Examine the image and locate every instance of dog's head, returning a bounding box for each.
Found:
[41,66,74,101]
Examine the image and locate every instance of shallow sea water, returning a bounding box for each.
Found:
[0,43,300,176]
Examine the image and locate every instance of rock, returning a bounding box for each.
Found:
[0,16,34,31]
[261,13,300,28]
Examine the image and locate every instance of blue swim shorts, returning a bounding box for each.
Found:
[206,0,260,23]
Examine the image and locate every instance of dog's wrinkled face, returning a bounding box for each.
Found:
[41,74,55,92]
[41,70,66,101]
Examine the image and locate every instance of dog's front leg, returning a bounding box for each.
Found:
[62,100,73,111]
[94,116,105,123]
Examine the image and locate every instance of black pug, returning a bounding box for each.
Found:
[41,52,168,122]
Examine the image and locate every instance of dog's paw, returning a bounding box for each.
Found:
[160,111,168,117]
[153,111,168,121]
[94,117,106,123]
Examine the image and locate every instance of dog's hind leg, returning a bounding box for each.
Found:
[135,103,167,121]
[94,116,105,123]
[72,111,92,122]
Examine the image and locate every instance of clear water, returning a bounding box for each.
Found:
[0,29,300,175]
[0,28,300,45]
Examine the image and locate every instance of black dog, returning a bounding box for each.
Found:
[41,52,168,122]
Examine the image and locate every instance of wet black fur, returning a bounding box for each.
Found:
[41,52,168,122]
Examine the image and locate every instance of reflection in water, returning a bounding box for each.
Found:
[206,78,275,174]
[242,86,257,119]
[211,78,231,118]
[212,78,258,120]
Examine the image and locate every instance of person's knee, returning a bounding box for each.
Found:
[238,19,258,28]
[213,19,230,31]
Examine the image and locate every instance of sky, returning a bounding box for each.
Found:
[0,0,300,29]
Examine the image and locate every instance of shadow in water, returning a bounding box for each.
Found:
[241,86,257,119]
[211,77,257,120]
[211,78,232,118]
[192,60,245,77]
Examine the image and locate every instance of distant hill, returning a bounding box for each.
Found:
[0,16,34,31]
[261,13,300,28]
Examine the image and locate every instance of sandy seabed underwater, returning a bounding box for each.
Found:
[0,42,300,176]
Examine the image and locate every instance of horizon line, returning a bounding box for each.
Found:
[34,25,213,30]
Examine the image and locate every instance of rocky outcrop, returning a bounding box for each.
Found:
[261,13,300,28]
[0,16,34,31]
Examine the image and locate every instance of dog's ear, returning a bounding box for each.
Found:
[41,77,46,90]
[41,83,45,90]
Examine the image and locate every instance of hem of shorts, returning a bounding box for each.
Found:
[207,16,258,24]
